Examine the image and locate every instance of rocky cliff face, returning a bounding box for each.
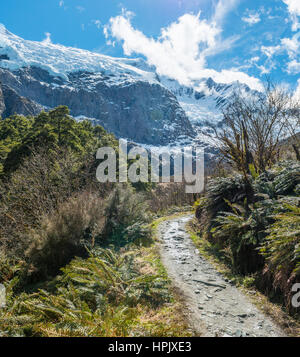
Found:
[0,81,42,118]
[0,66,194,145]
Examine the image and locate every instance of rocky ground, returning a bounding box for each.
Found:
[158,215,285,337]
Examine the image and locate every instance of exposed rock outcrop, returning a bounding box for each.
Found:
[0,80,42,118]
[0,67,195,145]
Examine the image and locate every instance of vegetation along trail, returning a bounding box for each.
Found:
[158,215,285,337]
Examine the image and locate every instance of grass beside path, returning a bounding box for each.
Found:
[0,213,193,337]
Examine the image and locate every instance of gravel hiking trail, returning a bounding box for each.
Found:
[158,215,285,337]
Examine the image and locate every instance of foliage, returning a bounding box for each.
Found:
[0,106,115,175]
[0,106,192,336]
[260,204,300,309]
[0,248,172,337]
[206,174,251,214]
[0,107,117,269]
[24,191,106,281]
[148,182,197,213]
[195,160,300,312]
[195,174,252,235]
[211,201,266,274]
[273,163,300,195]
[102,184,152,247]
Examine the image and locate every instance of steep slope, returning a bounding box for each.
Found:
[0,66,195,145]
[0,82,42,118]
[159,76,254,147]
[0,25,195,146]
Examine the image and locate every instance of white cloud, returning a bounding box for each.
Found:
[257,65,270,74]
[242,12,261,25]
[260,31,300,75]
[260,33,300,62]
[250,56,260,63]
[261,30,300,71]
[59,1,64,7]
[213,0,239,23]
[106,12,218,84]
[105,1,262,91]
[257,63,277,75]
[261,45,281,58]
[283,0,300,31]
[257,45,279,74]
[263,31,300,74]
[287,59,300,73]
[76,6,85,13]
[93,20,101,29]
[42,32,52,44]
[281,32,300,58]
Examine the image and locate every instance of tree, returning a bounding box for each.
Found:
[215,83,297,176]
[0,106,111,174]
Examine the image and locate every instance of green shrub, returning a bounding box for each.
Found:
[273,162,300,196]
[260,204,300,310]
[211,201,266,274]
[102,184,151,247]
[0,251,22,284]
[195,160,300,312]
[254,162,300,198]
[242,275,256,288]
[25,191,105,281]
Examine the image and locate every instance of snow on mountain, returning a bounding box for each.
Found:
[158,76,255,148]
[0,24,157,85]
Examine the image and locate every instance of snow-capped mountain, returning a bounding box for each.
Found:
[0,24,254,151]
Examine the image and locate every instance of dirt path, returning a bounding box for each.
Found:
[158,215,285,337]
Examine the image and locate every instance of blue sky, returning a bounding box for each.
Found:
[1,0,300,91]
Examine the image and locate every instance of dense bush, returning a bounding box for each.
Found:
[0,107,120,278]
[0,106,188,286]
[195,161,300,312]
[102,184,152,247]
[198,175,252,235]
[25,191,105,281]
[211,202,267,274]
[0,106,115,174]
